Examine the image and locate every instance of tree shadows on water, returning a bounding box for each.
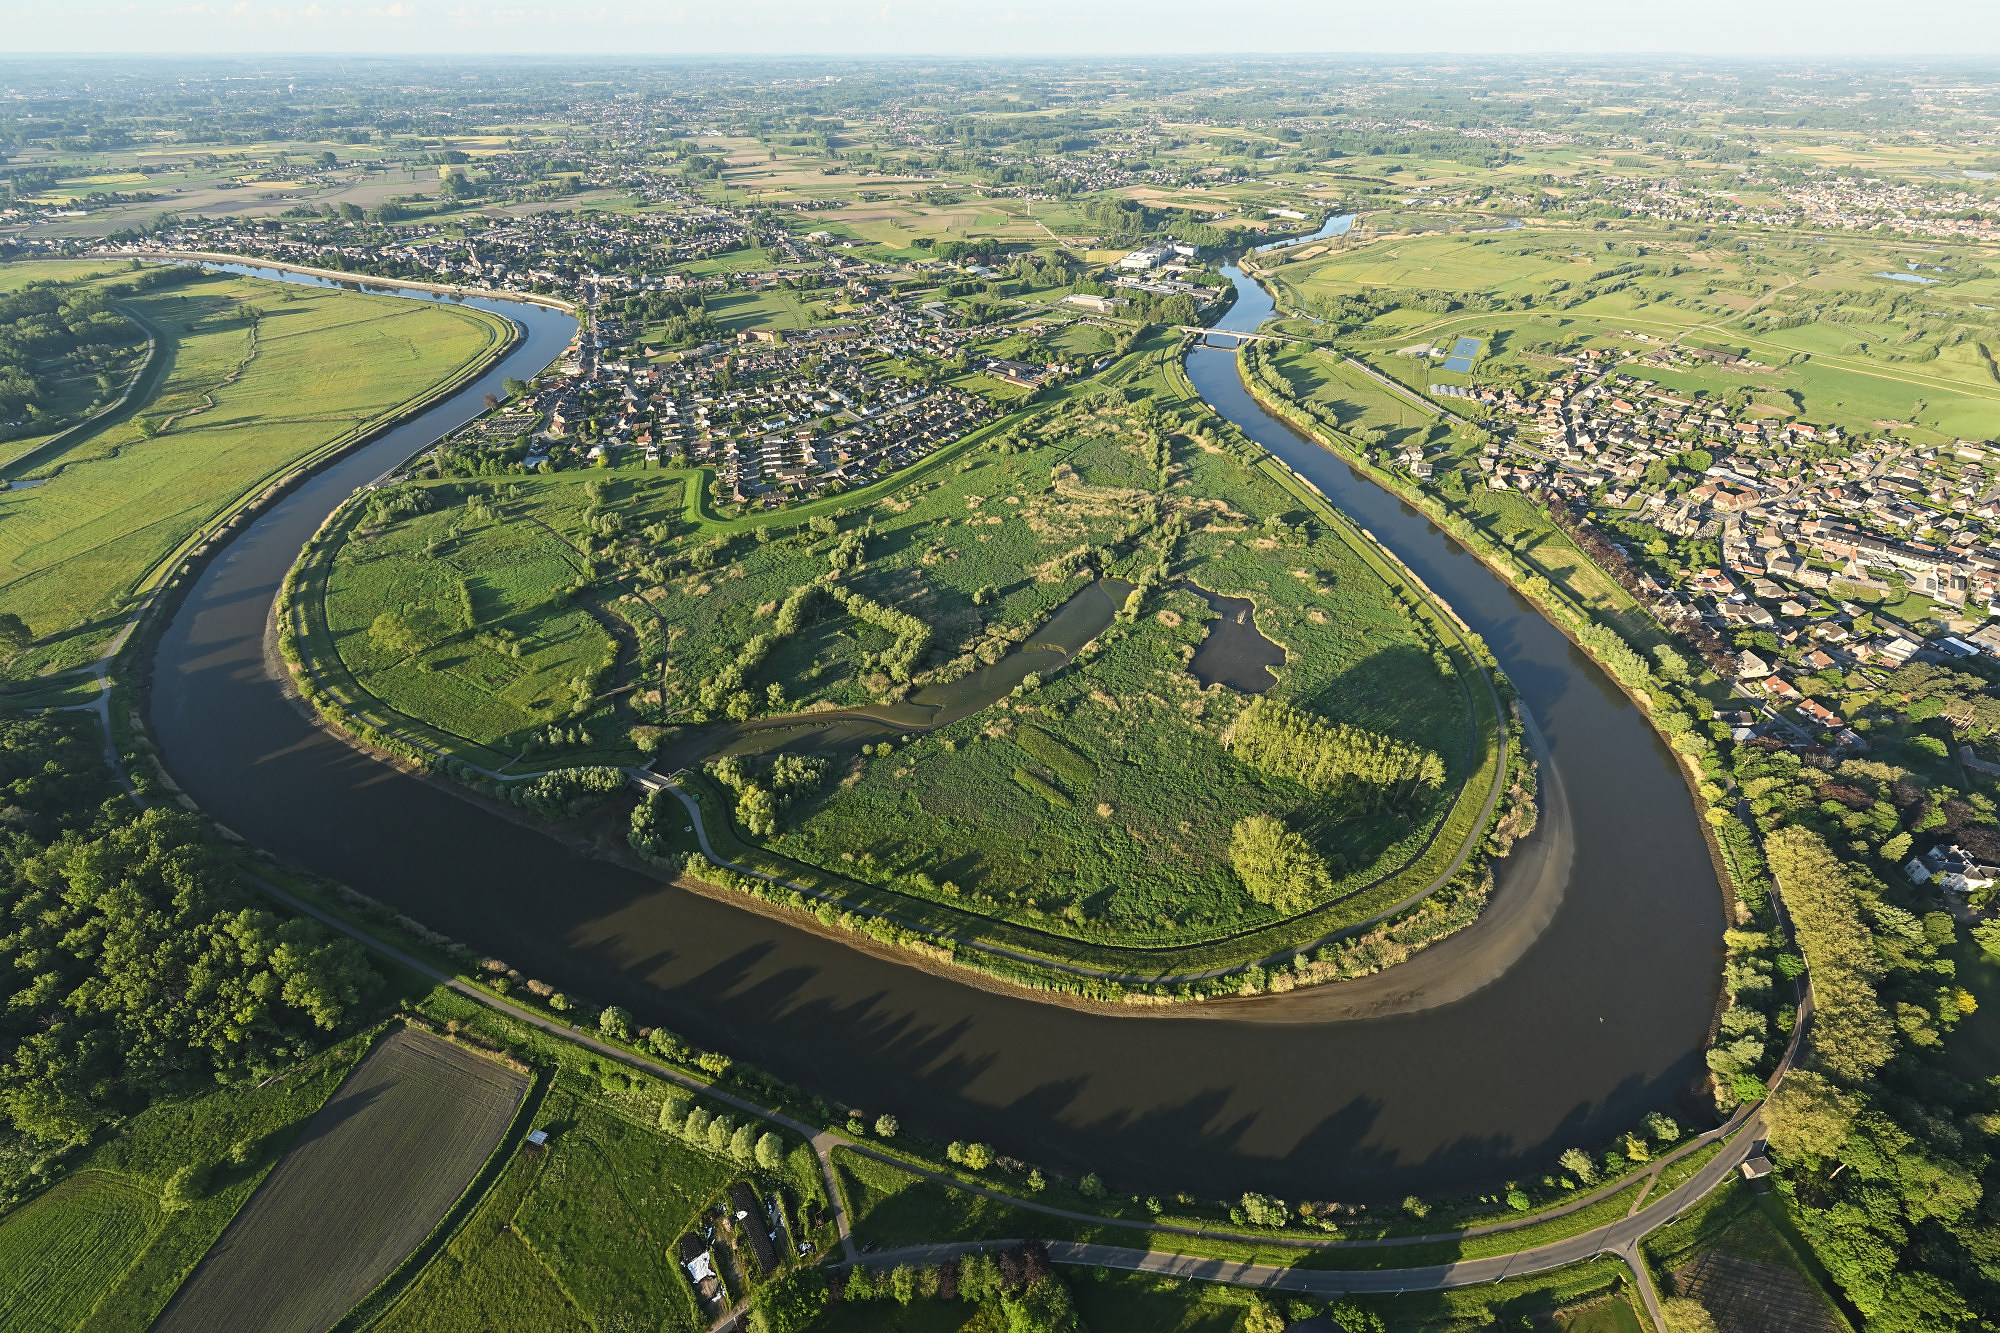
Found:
[149,285,1724,1205]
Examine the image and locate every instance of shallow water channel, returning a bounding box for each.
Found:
[147,259,1725,1199]
[688,578,1133,763]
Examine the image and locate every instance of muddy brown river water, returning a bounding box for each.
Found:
[147,260,1724,1199]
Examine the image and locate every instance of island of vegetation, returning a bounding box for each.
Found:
[279,330,1523,998]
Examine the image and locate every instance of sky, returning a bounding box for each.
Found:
[2,0,2000,57]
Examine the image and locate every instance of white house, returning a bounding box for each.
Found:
[1905,843,2000,896]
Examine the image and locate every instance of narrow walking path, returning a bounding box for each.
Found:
[842,1111,1757,1308]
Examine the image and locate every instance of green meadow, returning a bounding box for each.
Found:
[293,333,1498,960]
[1260,225,2000,444]
[0,265,511,680]
[307,472,687,765]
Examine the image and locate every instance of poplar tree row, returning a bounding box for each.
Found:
[1228,697,1445,810]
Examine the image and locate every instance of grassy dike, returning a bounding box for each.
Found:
[272,334,1520,1005]
[1230,318,1806,1125]
[172,845,1742,1280]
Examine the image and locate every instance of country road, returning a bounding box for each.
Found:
[244,866,1796,1333]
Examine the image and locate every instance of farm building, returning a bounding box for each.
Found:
[729,1182,778,1275]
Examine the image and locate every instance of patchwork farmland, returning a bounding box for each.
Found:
[150,1029,527,1333]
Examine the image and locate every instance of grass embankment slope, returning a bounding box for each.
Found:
[290,330,1503,978]
[0,264,511,681]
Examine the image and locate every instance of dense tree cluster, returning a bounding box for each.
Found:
[828,586,932,683]
[0,281,142,426]
[1752,822,1996,1325]
[1227,814,1332,914]
[1227,696,1444,810]
[504,765,625,820]
[0,716,380,1146]
[616,290,715,349]
[708,754,829,838]
[1763,828,1899,1083]
[826,1243,1081,1333]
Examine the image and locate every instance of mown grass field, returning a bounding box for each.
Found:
[0,264,509,679]
[0,1173,160,1333]
[0,1031,372,1332]
[151,1028,527,1333]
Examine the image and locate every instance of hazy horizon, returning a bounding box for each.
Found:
[3,0,1999,58]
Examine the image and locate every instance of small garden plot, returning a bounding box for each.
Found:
[509,1079,736,1332]
[380,1068,818,1333]
[151,1029,527,1333]
[1674,1252,1846,1333]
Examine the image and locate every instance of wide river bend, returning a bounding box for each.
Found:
[148,261,1724,1199]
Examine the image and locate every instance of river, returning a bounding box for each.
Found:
[146,260,1723,1201]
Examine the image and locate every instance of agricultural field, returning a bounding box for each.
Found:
[373,1039,833,1333]
[0,1031,373,1333]
[298,334,1489,955]
[0,265,510,681]
[1257,224,2000,446]
[0,1174,161,1333]
[150,1028,527,1333]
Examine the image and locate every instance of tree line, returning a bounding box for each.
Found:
[1227,696,1445,810]
[0,279,146,427]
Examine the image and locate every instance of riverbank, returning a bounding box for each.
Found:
[269,323,1531,1009]
[1230,344,1752,913]
[1224,309,1771,1109]
[147,263,1729,1203]
[90,248,582,316]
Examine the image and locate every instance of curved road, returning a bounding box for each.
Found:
[249,860,1787,1333]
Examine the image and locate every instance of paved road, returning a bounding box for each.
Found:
[237,825,1821,1333]
[847,1109,1757,1317]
